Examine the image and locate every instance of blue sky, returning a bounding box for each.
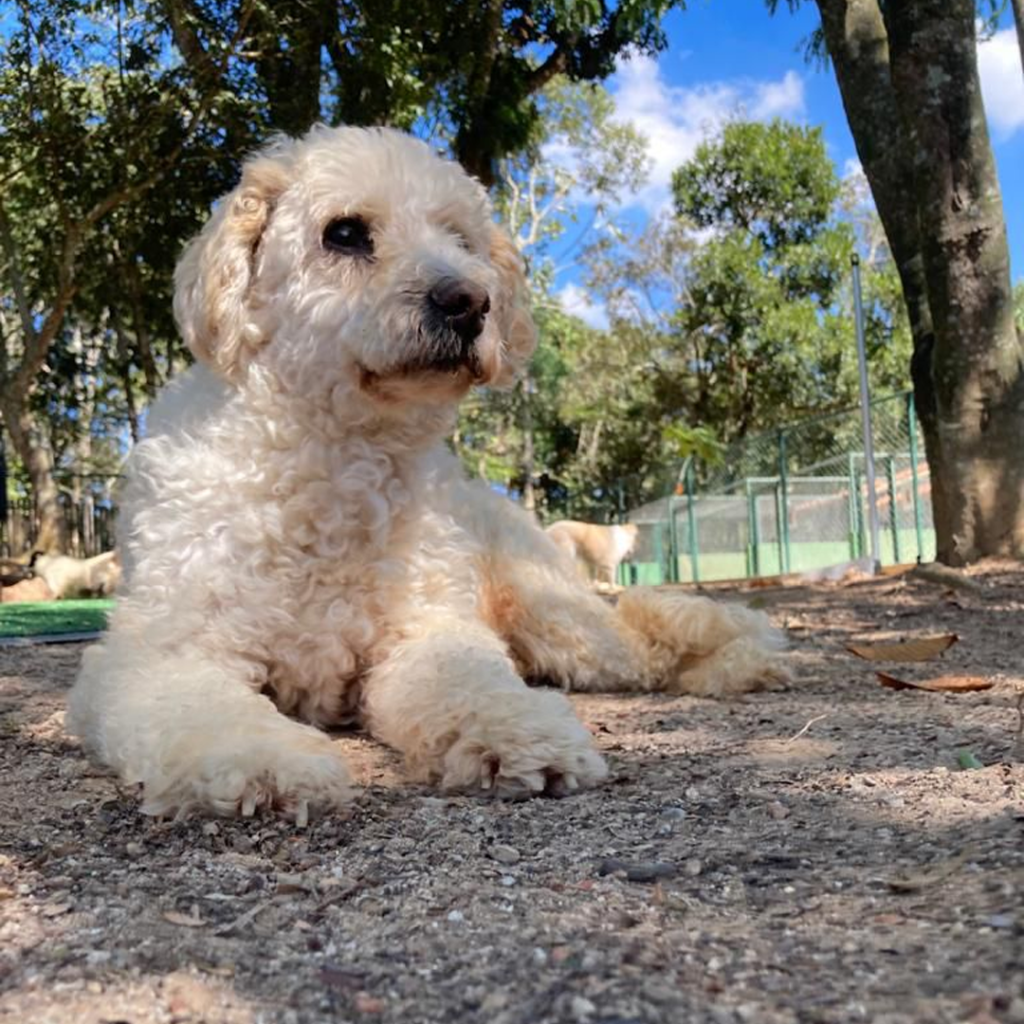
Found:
[556,2,1024,326]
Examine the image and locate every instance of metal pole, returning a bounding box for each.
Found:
[667,495,679,584]
[776,431,791,574]
[685,461,700,584]
[746,479,761,578]
[846,451,860,558]
[886,455,900,565]
[654,516,666,585]
[852,254,882,572]
[906,392,926,562]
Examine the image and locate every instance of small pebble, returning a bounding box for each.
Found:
[767,801,790,821]
[500,875,516,887]
[447,909,465,923]
[491,844,521,865]
[532,947,548,966]
[354,992,385,1014]
[571,995,596,1020]
[202,822,220,836]
[683,858,702,877]
[125,842,143,856]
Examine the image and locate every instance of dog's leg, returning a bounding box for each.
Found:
[461,483,788,697]
[361,619,608,797]
[613,588,791,696]
[68,639,352,820]
[485,554,789,697]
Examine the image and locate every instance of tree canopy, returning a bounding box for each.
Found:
[1,0,1018,564]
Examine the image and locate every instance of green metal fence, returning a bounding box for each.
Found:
[622,392,934,584]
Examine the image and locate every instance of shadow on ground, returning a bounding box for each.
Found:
[1,563,1022,1024]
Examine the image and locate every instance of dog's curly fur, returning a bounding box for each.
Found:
[68,126,788,821]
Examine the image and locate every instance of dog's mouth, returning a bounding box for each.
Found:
[358,330,489,401]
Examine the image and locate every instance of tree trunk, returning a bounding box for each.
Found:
[886,0,1024,564]
[1012,0,1024,74]
[814,0,1024,564]
[812,0,952,558]
[0,400,65,553]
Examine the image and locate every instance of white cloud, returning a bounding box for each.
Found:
[978,27,1024,139]
[556,282,609,330]
[842,157,864,180]
[609,55,807,212]
[750,70,806,120]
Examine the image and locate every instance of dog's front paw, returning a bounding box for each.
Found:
[439,690,608,798]
[140,724,353,823]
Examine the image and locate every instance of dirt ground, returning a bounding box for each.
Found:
[1,563,1022,1024]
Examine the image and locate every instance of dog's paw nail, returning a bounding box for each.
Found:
[294,799,309,828]
[241,793,257,817]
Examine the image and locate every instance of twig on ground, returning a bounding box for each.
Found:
[887,846,975,893]
[909,562,984,594]
[213,899,272,936]
[784,713,829,745]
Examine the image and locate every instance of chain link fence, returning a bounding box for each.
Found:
[623,392,934,584]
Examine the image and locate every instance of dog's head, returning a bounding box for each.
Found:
[174,127,536,410]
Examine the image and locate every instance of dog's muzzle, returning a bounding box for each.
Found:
[422,278,490,374]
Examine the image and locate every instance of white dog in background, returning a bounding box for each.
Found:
[30,550,121,599]
[545,520,638,586]
[68,126,787,821]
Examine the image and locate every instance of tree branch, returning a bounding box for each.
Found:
[524,50,569,95]
[0,199,34,342]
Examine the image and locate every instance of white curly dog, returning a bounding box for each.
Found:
[68,126,787,822]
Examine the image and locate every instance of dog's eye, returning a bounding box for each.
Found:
[448,227,472,251]
[323,217,373,256]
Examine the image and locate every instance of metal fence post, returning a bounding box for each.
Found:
[654,516,667,584]
[776,431,791,574]
[845,451,857,558]
[746,479,760,578]
[667,496,680,584]
[848,452,863,558]
[886,455,900,565]
[684,461,700,584]
[852,253,882,571]
[906,392,926,563]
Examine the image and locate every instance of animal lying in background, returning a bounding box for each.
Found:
[545,520,639,586]
[30,551,121,599]
[0,559,35,588]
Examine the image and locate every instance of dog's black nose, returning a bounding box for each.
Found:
[429,279,491,343]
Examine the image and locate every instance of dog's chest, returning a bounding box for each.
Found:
[260,561,391,725]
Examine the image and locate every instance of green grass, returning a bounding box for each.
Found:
[0,599,113,638]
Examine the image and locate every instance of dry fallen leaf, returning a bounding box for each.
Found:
[876,672,993,693]
[846,634,959,662]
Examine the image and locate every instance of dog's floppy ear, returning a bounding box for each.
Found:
[487,225,537,388]
[173,154,291,382]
